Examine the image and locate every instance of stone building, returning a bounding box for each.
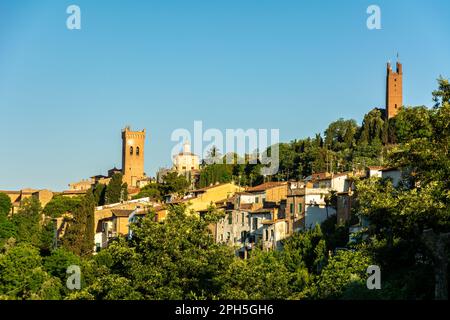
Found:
[0,189,54,214]
[122,126,146,187]
[386,60,403,119]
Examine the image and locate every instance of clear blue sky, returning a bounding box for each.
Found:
[1,0,449,191]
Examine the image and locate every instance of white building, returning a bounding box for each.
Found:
[367,166,385,178]
[304,188,336,230]
[381,168,402,187]
[172,140,200,175]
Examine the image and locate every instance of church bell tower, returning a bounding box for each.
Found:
[121,127,146,187]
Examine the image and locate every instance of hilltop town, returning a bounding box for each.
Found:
[1,60,450,300]
[1,60,405,253]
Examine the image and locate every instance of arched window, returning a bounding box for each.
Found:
[136,147,140,156]
[130,146,133,155]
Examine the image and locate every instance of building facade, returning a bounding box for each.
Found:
[172,140,200,176]
[122,126,146,187]
[386,61,403,119]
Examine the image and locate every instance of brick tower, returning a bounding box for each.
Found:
[121,127,146,187]
[386,60,403,119]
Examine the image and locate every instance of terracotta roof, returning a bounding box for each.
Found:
[333,172,349,178]
[0,190,21,194]
[91,175,108,179]
[249,207,273,214]
[61,190,87,195]
[262,218,286,225]
[111,209,134,217]
[245,182,287,192]
[380,167,400,172]
[239,203,254,210]
[236,191,255,196]
[310,172,331,180]
[214,198,229,205]
[192,183,229,193]
[127,187,140,194]
[153,205,166,212]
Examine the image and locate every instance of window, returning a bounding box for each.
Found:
[253,217,258,230]
[290,203,294,214]
[226,232,231,241]
[265,229,269,241]
[298,203,302,213]
[136,147,140,156]
[241,212,245,226]
[130,146,133,155]
[241,231,247,243]
[255,197,259,204]
[271,230,274,241]
[228,212,233,225]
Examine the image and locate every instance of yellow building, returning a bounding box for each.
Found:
[245,181,288,203]
[0,189,54,214]
[155,182,244,221]
[122,127,146,187]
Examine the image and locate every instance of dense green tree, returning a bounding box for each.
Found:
[432,76,450,107]
[217,250,292,300]
[43,195,82,218]
[105,173,128,204]
[280,225,327,275]
[67,274,142,300]
[132,183,162,201]
[0,218,16,247]
[0,193,15,247]
[358,108,385,146]
[11,197,42,246]
[356,89,450,299]
[0,244,62,300]
[0,193,12,216]
[92,183,107,206]
[198,164,233,188]
[320,214,350,251]
[160,172,190,196]
[62,191,96,257]
[324,118,358,151]
[44,248,81,280]
[71,204,235,300]
[393,106,433,143]
[314,250,373,299]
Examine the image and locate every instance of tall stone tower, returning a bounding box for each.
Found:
[386,60,403,119]
[121,127,146,187]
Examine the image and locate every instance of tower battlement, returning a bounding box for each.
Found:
[386,60,403,119]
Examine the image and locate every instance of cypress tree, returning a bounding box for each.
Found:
[105,173,124,204]
[62,190,95,257]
